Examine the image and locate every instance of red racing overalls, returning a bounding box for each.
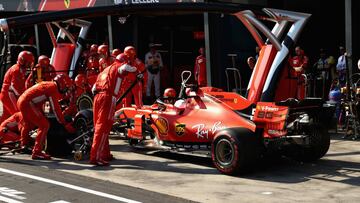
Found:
[0,112,26,145]
[289,54,309,100]
[194,55,207,87]
[122,58,147,108]
[0,64,26,123]
[91,61,135,163]
[17,82,71,154]
[25,64,56,89]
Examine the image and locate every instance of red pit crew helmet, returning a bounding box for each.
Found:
[38,55,50,68]
[112,49,122,57]
[54,74,74,94]
[87,57,99,70]
[17,51,35,68]
[98,45,109,57]
[116,53,129,63]
[90,44,98,53]
[124,46,136,61]
[74,74,87,88]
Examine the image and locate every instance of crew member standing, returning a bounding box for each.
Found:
[98,45,111,72]
[336,46,347,86]
[18,74,75,160]
[86,57,100,87]
[145,43,163,99]
[90,54,137,165]
[25,55,56,89]
[0,51,34,123]
[194,47,207,87]
[289,46,309,99]
[123,46,147,108]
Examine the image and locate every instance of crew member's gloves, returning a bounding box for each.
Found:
[64,115,73,123]
[137,73,144,80]
[64,123,76,134]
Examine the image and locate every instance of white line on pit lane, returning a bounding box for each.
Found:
[0,168,141,203]
[0,195,23,203]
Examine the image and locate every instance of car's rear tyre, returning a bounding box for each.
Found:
[211,128,260,175]
[286,124,330,162]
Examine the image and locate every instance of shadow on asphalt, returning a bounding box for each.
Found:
[1,136,359,187]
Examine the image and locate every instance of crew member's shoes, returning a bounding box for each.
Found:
[19,146,33,155]
[90,159,109,166]
[32,152,51,160]
[105,154,114,161]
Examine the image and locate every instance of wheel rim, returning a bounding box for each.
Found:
[215,138,235,167]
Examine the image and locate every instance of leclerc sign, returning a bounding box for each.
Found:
[0,0,204,12]
[114,0,204,4]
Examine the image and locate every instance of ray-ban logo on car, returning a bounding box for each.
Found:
[64,0,70,8]
[175,123,186,136]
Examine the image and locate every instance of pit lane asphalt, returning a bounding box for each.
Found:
[0,159,192,203]
[0,133,360,203]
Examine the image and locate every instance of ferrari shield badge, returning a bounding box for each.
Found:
[64,0,70,8]
[175,124,186,136]
[155,117,168,135]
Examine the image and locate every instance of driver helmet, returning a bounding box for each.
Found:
[54,74,74,94]
[163,88,176,98]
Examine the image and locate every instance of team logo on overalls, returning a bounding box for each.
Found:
[64,0,70,8]
[175,123,186,136]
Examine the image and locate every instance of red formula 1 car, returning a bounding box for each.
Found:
[112,8,334,175]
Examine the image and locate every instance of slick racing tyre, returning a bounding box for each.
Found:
[285,124,330,162]
[76,94,93,111]
[211,128,260,175]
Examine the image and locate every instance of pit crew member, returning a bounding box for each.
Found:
[0,51,34,123]
[122,46,147,108]
[25,55,56,89]
[17,74,76,160]
[0,112,28,148]
[90,54,137,165]
[289,46,309,99]
[194,47,207,87]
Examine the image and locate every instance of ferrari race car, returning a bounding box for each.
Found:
[114,70,333,175]
[111,7,334,175]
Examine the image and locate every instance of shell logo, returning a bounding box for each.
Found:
[64,0,70,8]
[155,117,169,135]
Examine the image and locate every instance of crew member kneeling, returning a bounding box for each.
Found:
[90,54,137,166]
[0,112,26,148]
[17,74,76,160]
